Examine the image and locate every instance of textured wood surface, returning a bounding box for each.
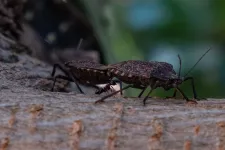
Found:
[0,47,225,150]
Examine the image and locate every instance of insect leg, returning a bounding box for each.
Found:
[183,76,204,100]
[175,87,197,104]
[142,80,159,106]
[142,80,160,105]
[138,87,148,98]
[68,73,84,94]
[51,64,84,94]
[143,88,154,106]
[184,77,197,98]
[95,85,133,104]
[113,79,123,95]
[165,89,178,99]
[51,75,73,91]
[51,64,69,77]
[172,90,177,97]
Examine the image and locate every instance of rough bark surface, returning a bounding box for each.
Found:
[0,38,225,150]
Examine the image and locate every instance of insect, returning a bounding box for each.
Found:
[51,59,123,94]
[51,39,122,94]
[95,49,211,105]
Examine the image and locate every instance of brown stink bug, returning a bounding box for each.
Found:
[51,59,122,94]
[95,49,211,105]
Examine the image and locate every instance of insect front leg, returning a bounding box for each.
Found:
[165,89,183,99]
[184,77,205,100]
[175,87,197,104]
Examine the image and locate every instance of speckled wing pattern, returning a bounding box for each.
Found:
[108,60,177,80]
[64,60,106,70]
[150,62,178,80]
[105,60,155,79]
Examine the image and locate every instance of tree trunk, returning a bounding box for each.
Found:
[0,39,225,150]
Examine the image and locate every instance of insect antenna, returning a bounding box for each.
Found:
[76,38,83,50]
[184,48,211,77]
[177,54,182,78]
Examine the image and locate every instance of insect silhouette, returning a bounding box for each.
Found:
[51,39,122,94]
[95,49,211,105]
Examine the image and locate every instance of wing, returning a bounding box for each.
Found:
[111,60,178,80]
[64,60,106,70]
[107,60,156,77]
[151,62,178,80]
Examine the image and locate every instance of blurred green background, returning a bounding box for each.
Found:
[24,0,225,99]
[81,0,224,98]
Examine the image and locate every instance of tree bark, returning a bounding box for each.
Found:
[0,38,225,150]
